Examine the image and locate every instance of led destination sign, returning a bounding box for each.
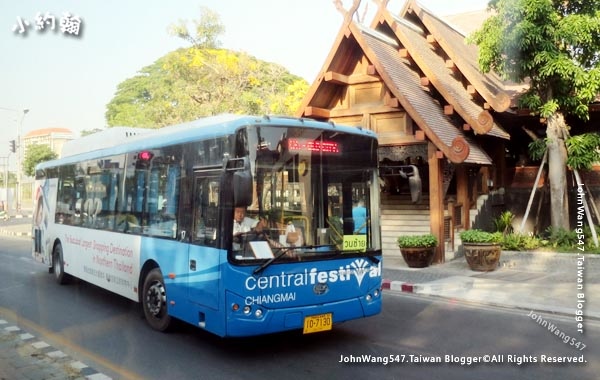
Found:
[287,138,341,154]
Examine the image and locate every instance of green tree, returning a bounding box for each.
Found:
[0,172,16,186]
[470,0,600,229]
[105,53,195,128]
[23,144,58,177]
[168,6,225,49]
[106,8,307,128]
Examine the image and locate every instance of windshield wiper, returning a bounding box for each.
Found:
[253,247,295,275]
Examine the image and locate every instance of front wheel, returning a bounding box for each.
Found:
[142,268,172,332]
[53,243,71,285]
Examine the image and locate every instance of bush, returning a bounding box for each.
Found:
[501,233,524,251]
[494,210,514,235]
[544,227,578,249]
[397,234,438,248]
[460,229,502,244]
[501,233,541,251]
[522,235,542,250]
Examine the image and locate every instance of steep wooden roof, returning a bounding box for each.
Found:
[400,1,523,112]
[296,2,498,165]
[376,11,509,139]
[358,27,491,164]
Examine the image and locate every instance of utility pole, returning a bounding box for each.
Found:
[0,156,8,214]
[1,107,29,213]
[16,109,29,212]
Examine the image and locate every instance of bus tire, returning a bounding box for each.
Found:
[52,243,71,285]
[142,268,172,332]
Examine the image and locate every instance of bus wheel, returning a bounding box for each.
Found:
[142,268,172,332]
[53,243,71,285]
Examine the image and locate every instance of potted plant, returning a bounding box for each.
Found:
[397,234,438,268]
[459,229,502,271]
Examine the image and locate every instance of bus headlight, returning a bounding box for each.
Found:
[254,309,263,319]
[366,294,372,302]
[243,305,252,315]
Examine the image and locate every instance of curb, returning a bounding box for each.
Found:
[1,214,33,220]
[382,279,414,293]
[0,229,32,237]
[0,319,112,380]
[13,214,33,219]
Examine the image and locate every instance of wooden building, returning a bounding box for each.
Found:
[296,0,521,261]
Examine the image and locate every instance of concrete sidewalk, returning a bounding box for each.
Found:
[383,250,600,320]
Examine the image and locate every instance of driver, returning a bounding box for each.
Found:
[233,207,266,235]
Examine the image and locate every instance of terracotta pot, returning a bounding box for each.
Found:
[400,246,435,268]
[463,243,501,271]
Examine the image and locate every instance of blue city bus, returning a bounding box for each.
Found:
[32,114,384,337]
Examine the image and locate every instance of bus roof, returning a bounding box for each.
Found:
[36,114,377,170]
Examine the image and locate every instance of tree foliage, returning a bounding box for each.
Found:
[106,8,308,129]
[23,144,58,177]
[168,6,225,49]
[470,0,600,120]
[0,172,16,186]
[469,0,600,230]
[565,132,600,170]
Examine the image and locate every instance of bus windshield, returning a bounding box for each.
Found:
[232,124,380,262]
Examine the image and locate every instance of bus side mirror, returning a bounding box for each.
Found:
[233,170,252,207]
[233,158,253,207]
[408,165,422,204]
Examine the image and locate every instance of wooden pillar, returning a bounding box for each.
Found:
[471,167,479,207]
[428,142,445,263]
[456,166,470,229]
[481,167,490,193]
[495,141,506,189]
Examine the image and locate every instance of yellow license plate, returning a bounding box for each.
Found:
[303,313,332,334]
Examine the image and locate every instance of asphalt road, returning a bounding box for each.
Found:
[1,235,598,380]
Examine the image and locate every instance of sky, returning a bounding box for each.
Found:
[0,0,489,162]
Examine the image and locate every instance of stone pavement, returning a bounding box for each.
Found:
[1,216,599,378]
[0,318,110,380]
[0,216,113,380]
[383,250,600,320]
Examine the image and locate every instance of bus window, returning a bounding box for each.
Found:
[192,177,219,246]
[56,164,76,225]
[57,157,125,229]
[120,149,181,238]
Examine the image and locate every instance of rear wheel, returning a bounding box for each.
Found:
[142,268,172,331]
[52,243,71,285]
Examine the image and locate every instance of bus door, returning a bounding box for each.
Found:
[187,173,222,310]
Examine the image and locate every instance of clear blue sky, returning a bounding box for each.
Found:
[0,0,489,160]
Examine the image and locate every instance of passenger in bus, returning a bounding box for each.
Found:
[352,199,367,234]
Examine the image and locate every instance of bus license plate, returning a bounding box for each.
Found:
[303,313,332,334]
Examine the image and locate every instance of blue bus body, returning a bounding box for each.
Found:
[33,115,382,337]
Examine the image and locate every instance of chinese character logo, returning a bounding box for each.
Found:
[13,11,83,37]
[35,12,55,32]
[59,12,82,35]
[12,16,30,34]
